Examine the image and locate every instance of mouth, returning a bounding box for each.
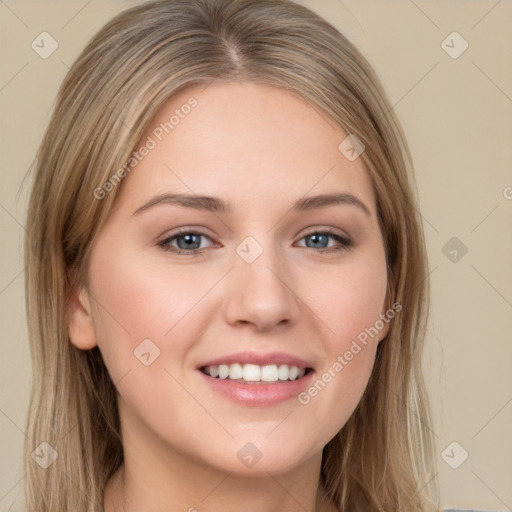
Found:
[196,351,316,404]
[199,363,313,384]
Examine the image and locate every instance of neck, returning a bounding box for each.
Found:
[104,451,337,512]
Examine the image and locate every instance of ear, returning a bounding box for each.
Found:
[378,265,397,344]
[377,308,391,344]
[66,285,98,350]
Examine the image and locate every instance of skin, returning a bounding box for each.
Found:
[67,82,390,512]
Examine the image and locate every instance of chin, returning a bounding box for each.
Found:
[195,437,321,476]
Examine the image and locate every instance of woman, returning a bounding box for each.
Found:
[24,0,441,510]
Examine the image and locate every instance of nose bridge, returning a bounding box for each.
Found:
[223,234,300,330]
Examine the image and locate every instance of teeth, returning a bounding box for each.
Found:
[218,364,229,379]
[229,363,243,380]
[278,364,289,381]
[288,365,299,380]
[242,364,260,382]
[203,363,307,382]
[261,364,278,382]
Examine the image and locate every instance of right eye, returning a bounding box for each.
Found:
[158,231,215,255]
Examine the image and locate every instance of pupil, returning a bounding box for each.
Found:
[178,234,200,250]
[307,233,327,248]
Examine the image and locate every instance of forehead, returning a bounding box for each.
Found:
[115,81,376,216]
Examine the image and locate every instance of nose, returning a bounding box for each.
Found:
[223,240,301,332]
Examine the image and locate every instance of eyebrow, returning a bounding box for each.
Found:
[132,192,371,217]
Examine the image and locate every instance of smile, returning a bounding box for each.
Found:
[200,363,310,383]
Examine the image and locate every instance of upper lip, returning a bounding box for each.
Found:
[198,351,314,370]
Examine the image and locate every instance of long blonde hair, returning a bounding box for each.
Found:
[24,0,441,510]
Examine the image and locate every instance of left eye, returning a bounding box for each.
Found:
[159,232,212,253]
[158,230,351,255]
[295,231,352,251]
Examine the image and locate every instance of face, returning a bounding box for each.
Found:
[68,82,390,476]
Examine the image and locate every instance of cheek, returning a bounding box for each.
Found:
[85,247,171,367]
[308,249,388,353]
[87,240,229,382]
[295,247,387,435]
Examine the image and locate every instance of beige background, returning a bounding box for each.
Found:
[1,1,511,510]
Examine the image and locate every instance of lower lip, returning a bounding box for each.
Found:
[197,369,315,406]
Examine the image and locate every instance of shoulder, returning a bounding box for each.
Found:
[444,509,497,512]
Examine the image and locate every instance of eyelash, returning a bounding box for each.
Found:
[158,229,353,256]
